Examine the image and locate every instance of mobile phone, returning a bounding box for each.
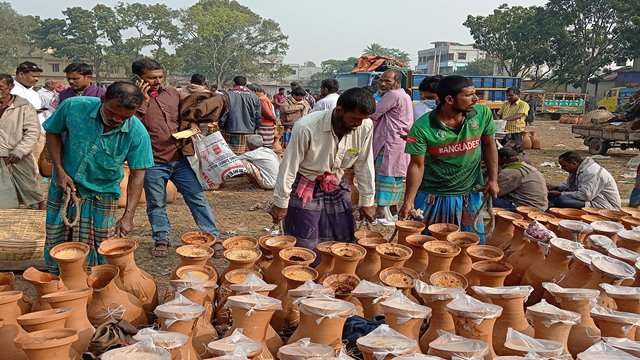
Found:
[129,74,143,84]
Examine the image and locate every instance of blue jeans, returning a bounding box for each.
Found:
[493,197,517,211]
[144,157,221,243]
[550,195,585,209]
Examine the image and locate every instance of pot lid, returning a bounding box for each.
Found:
[591,255,636,279]
[591,221,625,233]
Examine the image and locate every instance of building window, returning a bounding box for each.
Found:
[51,63,60,73]
[291,68,297,75]
[458,53,467,60]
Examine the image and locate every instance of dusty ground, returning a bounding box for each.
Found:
[11,118,639,297]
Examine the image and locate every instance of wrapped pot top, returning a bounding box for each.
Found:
[446,293,502,319]
[472,285,533,300]
[277,338,335,360]
[297,297,356,321]
[549,237,584,253]
[356,324,418,359]
[224,293,282,314]
[617,229,640,242]
[602,337,640,356]
[558,220,593,233]
[207,328,263,357]
[608,247,640,264]
[587,235,616,252]
[133,328,188,351]
[229,274,277,293]
[577,341,640,360]
[428,331,489,359]
[572,248,603,266]
[526,299,581,325]
[590,304,640,326]
[600,283,640,300]
[380,291,432,320]
[542,282,599,301]
[591,221,625,233]
[503,328,564,356]
[101,339,171,360]
[591,255,636,279]
[154,294,206,321]
[350,280,396,300]
[414,279,464,302]
[288,280,334,299]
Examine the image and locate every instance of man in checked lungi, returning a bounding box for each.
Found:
[270,87,377,261]
[43,82,154,273]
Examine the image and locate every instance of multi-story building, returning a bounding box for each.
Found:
[416,42,486,75]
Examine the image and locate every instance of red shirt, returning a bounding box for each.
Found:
[136,87,181,163]
[273,93,285,110]
[258,93,277,126]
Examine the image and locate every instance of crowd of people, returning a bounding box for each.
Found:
[0,59,633,273]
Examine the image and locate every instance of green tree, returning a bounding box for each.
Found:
[177,0,289,86]
[308,57,358,88]
[453,58,495,76]
[0,2,38,73]
[303,61,317,68]
[362,43,410,65]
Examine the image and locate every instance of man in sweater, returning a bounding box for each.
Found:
[494,147,548,211]
[220,76,261,155]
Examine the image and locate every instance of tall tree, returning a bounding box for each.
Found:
[177,0,289,86]
[0,2,38,73]
[453,58,495,76]
[362,43,410,65]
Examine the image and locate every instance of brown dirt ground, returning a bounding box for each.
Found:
[11,118,639,298]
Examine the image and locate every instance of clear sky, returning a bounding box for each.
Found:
[8,0,548,66]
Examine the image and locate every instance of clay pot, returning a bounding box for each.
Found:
[324,243,366,281]
[118,164,177,207]
[322,273,363,316]
[87,264,147,328]
[272,247,316,298]
[215,269,263,327]
[14,328,78,360]
[581,214,608,223]
[473,285,534,356]
[356,238,387,281]
[263,236,296,286]
[98,238,158,321]
[591,221,625,244]
[220,247,261,285]
[467,261,513,302]
[271,265,318,333]
[354,229,384,241]
[278,341,334,360]
[528,211,557,225]
[582,207,601,215]
[351,281,396,320]
[488,211,523,247]
[395,220,426,246]
[49,242,90,290]
[427,223,459,240]
[222,236,259,250]
[172,245,214,280]
[622,216,640,229]
[504,234,545,286]
[521,238,584,306]
[404,235,435,275]
[0,291,27,359]
[591,305,640,340]
[585,256,636,308]
[526,300,580,355]
[587,234,616,254]
[522,131,532,149]
[208,332,263,359]
[257,235,275,272]
[415,285,464,353]
[516,206,538,217]
[288,297,355,350]
[499,219,531,258]
[447,232,480,276]
[556,208,587,220]
[380,295,431,341]
[315,241,338,280]
[22,268,67,312]
[554,249,600,289]
[598,209,627,222]
[357,325,419,360]
[17,308,72,333]
[41,288,94,355]
[446,294,503,359]
[157,302,203,360]
[467,245,504,263]
[175,264,218,328]
[422,241,461,282]
[617,230,640,252]
[0,273,31,315]
[182,231,217,248]
[380,267,420,302]
[373,243,413,283]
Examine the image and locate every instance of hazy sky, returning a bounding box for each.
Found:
[9,0,547,66]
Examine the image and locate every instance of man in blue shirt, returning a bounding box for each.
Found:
[43,82,154,273]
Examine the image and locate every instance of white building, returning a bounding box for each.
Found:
[416,42,486,75]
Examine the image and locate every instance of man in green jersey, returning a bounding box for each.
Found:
[398,75,498,242]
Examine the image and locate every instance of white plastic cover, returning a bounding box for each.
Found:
[608,247,640,264]
[356,324,418,360]
[206,328,262,357]
[503,328,564,356]
[379,290,432,323]
[427,330,489,360]
[602,337,640,357]
[394,354,446,360]
[350,280,397,303]
[101,338,171,360]
[224,293,282,316]
[414,279,465,302]
[600,283,640,300]
[472,285,534,301]
[525,299,581,327]
[586,235,616,252]
[297,297,356,324]
[591,255,636,280]
[572,249,603,266]
[617,229,640,242]
[591,221,625,233]
[288,280,335,300]
[170,277,218,294]
[549,237,584,253]
[591,304,640,334]
[277,337,334,360]
[133,328,189,351]
[577,341,640,360]
[228,274,277,293]
[542,282,599,301]
[445,293,502,321]
[558,220,593,234]
[153,294,206,326]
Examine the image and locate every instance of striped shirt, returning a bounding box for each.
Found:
[498,99,529,133]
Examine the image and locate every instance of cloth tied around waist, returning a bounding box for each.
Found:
[295,172,340,206]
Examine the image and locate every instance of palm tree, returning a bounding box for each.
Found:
[363,43,387,57]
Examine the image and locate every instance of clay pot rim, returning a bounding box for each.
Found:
[617,230,640,242]
[557,208,588,218]
[175,265,219,283]
[0,290,23,304]
[405,235,437,247]
[14,328,79,349]
[395,220,426,231]
[471,260,513,275]
[17,307,72,325]
[175,244,214,259]
[279,247,317,263]
[98,237,138,256]
[264,235,297,250]
[375,243,413,260]
[504,338,564,354]
[427,223,460,234]
[222,236,258,250]
[224,269,263,284]
[496,211,524,221]
[598,209,627,220]
[50,242,90,262]
[357,237,387,249]
[621,206,640,215]
[356,334,417,353]
[87,264,120,291]
[516,206,539,214]
[581,214,608,223]
[316,240,339,254]
[446,231,480,247]
[423,240,461,257]
[622,216,640,225]
[330,243,366,260]
[322,273,361,295]
[528,211,556,223]
[223,248,262,263]
[379,266,419,289]
[591,256,636,279]
[41,287,93,303]
[429,270,469,289]
[354,230,384,240]
[181,231,217,246]
[282,265,318,283]
[513,219,532,229]
[466,245,504,260]
[258,235,275,252]
[22,267,62,285]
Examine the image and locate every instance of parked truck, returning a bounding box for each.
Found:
[597,87,639,113]
[523,90,587,120]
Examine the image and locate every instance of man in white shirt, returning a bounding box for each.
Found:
[312,79,340,112]
[270,87,377,256]
[238,135,279,190]
[37,79,58,120]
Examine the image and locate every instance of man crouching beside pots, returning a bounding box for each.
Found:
[269,88,377,264]
[43,82,153,273]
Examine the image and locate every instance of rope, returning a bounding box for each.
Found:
[472,187,495,236]
[61,189,80,227]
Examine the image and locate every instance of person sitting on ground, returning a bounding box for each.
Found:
[494,147,548,211]
[238,135,279,190]
[548,151,621,209]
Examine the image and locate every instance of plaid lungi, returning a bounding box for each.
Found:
[414,191,485,243]
[257,125,275,149]
[284,173,356,266]
[374,151,404,206]
[44,186,117,274]
[222,131,250,155]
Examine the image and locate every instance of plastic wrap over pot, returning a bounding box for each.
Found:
[427,330,489,360]
[572,249,603,266]
[379,290,432,323]
[591,221,625,234]
[277,337,335,360]
[525,299,581,327]
[207,328,263,357]
[542,282,599,301]
[608,247,640,264]
[600,283,640,300]
[577,341,640,360]
[504,328,564,356]
[472,285,533,301]
[586,235,616,252]
[228,274,277,294]
[224,293,282,315]
[288,280,334,302]
[356,324,418,360]
[307,348,356,360]
[558,220,593,235]
[350,280,396,303]
[602,337,640,357]
[101,338,171,360]
[590,255,637,280]
[550,237,584,253]
[414,279,465,302]
[394,354,446,360]
[591,304,640,334]
[154,294,206,326]
[445,293,502,322]
[170,276,218,294]
[133,328,189,352]
[297,297,355,324]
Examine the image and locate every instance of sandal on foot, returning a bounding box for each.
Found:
[151,242,170,257]
[212,241,224,258]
